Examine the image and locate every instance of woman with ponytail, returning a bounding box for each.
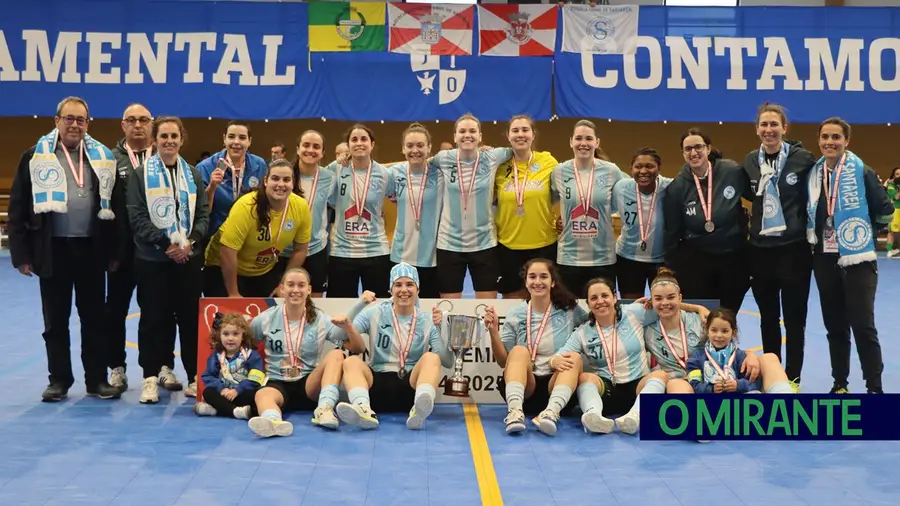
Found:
[551,277,667,435]
[204,159,312,298]
[246,268,371,437]
[483,258,588,436]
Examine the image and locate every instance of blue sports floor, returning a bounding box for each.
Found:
[0,253,898,505]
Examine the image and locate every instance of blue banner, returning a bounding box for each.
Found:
[556,6,900,124]
[639,394,900,441]
[315,52,552,121]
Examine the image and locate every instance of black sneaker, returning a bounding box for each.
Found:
[867,389,884,394]
[86,381,122,400]
[41,383,69,402]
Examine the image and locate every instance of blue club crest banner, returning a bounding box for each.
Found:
[0,2,898,124]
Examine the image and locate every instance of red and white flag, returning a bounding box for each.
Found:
[388,3,475,56]
[478,5,558,57]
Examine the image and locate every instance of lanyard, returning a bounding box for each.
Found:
[126,144,152,170]
[573,159,595,217]
[282,306,306,368]
[269,200,290,258]
[823,153,846,219]
[597,324,618,382]
[456,150,480,217]
[705,346,736,380]
[302,169,320,209]
[692,163,713,224]
[636,180,658,246]
[659,317,688,370]
[391,307,418,372]
[406,165,428,230]
[351,161,373,218]
[512,153,533,210]
[526,301,551,363]
[224,155,244,200]
[59,137,84,189]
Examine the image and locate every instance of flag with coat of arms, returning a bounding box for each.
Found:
[387,3,475,56]
[478,5,558,57]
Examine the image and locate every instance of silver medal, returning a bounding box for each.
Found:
[76,189,86,198]
[516,206,525,217]
[397,368,407,379]
[826,216,834,227]
[640,241,647,252]
[704,221,715,233]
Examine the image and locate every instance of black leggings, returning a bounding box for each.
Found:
[327,255,392,298]
[671,244,749,313]
[202,387,257,417]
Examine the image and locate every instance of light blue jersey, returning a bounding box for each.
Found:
[613,176,673,264]
[250,301,364,381]
[353,301,454,375]
[644,311,705,380]
[326,160,395,259]
[431,148,512,252]
[553,159,628,267]
[557,303,652,384]
[500,300,590,377]
[389,163,445,267]
[281,167,336,258]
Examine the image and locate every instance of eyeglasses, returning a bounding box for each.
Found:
[683,144,708,153]
[59,115,87,126]
[124,116,152,125]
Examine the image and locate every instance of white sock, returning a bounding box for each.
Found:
[415,384,436,403]
[766,380,794,394]
[505,381,525,411]
[547,385,573,415]
[233,406,251,419]
[628,377,666,416]
[576,382,604,415]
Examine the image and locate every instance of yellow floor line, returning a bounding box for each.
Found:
[463,403,503,506]
[739,309,785,353]
[124,312,181,356]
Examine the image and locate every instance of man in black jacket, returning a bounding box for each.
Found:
[8,97,121,402]
[105,103,154,394]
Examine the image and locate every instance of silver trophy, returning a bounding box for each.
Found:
[440,305,488,397]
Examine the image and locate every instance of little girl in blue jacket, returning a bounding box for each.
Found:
[687,308,763,394]
[195,312,265,418]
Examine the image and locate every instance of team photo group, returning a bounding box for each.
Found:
[7,96,895,440]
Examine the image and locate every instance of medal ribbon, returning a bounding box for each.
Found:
[126,144,152,170]
[456,150,480,216]
[303,169,320,209]
[391,307,418,373]
[269,200,290,258]
[223,155,245,201]
[692,163,713,224]
[660,317,688,370]
[573,159,595,218]
[512,153,533,210]
[282,306,307,369]
[406,165,428,229]
[705,346,737,381]
[526,301,551,363]
[59,137,85,190]
[823,153,846,219]
[597,324,618,382]
[637,180,659,245]
[352,161,373,218]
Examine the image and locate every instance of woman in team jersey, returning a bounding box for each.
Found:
[204,160,312,297]
[273,130,335,298]
[552,120,628,298]
[335,263,455,430]
[388,123,444,298]
[612,147,673,299]
[663,128,750,312]
[484,259,588,436]
[431,113,512,299]
[325,124,395,298]
[246,268,372,438]
[197,121,269,240]
[552,277,667,435]
[493,116,559,298]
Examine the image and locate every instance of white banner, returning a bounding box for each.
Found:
[562,4,639,55]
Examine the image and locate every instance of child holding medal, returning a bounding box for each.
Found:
[195,312,264,419]
[489,259,589,436]
[686,309,763,394]
[246,268,371,438]
[336,263,455,430]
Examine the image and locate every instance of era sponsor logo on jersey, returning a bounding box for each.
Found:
[344,206,372,237]
[411,55,466,105]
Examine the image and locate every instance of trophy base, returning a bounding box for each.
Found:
[444,378,470,398]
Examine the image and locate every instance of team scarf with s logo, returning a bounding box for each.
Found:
[144,153,197,247]
[806,150,876,266]
[756,141,789,237]
[29,129,115,218]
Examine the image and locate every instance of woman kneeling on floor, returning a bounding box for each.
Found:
[247,268,371,438]
[336,263,455,430]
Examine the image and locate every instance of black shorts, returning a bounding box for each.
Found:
[203,265,282,298]
[369,371,415,413]
[273,248,330,293]
[497,374,578,417]
[436,247,499,294]
[264,377,317,412]
[496,243,558,295]
[598,376,642,417]
[556,264,616,299]
[392,263,439,299]
[327,255,392,298]
[615,256,662,298]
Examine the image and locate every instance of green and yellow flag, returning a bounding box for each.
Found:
[308,2,386,52]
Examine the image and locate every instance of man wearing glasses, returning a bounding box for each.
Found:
[7,96,122,402]
[105,104,153,394]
